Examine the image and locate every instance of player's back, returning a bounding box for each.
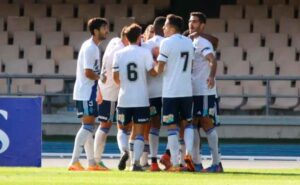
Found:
[159,34,194,98]
[114,45,153,107]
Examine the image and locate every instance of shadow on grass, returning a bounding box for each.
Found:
[201,171,300,177]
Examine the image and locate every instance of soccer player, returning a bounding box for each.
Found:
[155,14,195,171]
[189,12,223,172]
[94,27,129,170]
[112,23,157,171]
[142,16,166,171]
[143,24,154,42]
[69,17,109,171]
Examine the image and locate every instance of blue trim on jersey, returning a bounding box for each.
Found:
[160,53,168,58]
[201,47,210,54]
[89,80,98,100]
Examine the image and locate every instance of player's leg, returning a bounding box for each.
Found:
[179,97,195,171]
[94,100,115,169]
[178,122,186,168]
[116,107,132,170]
[140,122,150,167]
[162,98,181,171]
[200,95,223,173]
[149,97,162,171]
[69,100,96,171]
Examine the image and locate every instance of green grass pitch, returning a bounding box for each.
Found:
[0,168,299,185]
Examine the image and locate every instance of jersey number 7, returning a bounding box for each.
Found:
[181,52,189,72]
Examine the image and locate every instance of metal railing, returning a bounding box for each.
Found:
[1,74,300,115]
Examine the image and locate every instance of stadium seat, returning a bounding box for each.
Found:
[265,33,288,50]
[99,31,118,50]
[289,0,300,5]
[236,0,259,5]
[241,83,266,110]
[132,4,155,24]
[218,84,244,109]
[13,31,36,50]
[291,33,300,51]
[252,62,276,75]
[120,0,144,7]
[273,47,296,62]
[0,32,8,45]
[0,45,19,61]
[245,5,269,20]
[51,46,74,64]
[12,0,35,4]
[220,5,243,19]
[34,17,57,37]
[7,16,30,36]
[58,59,77,75]
[32,59,55,75]
[104,4,128,22]
[226,60,250,75]
[227,19,251,34]
[11,79,34,93]
[212,32,235,50]
[205,19,226,33]
[0,79,8,94]
[238,33,261,49]
[253,19,276,36]
[42,79,64,93]
[271,5,294,21]
[69,31,90,52]
[113,17,135,34]
[41,31,64,50]
[3,59,28,74]
[216,60,225,76]
[220,47,244,62]
[51,4,74,21]
[279,18,300,35]
[147,0,171,10]
[0,18,4,31]
[263,0,286,6]
[246,47,270,63]
[278,62,300,76]
[61,18,84,37]
[78,4,101,21]
[24,4,47,21]
[65,0,89,4]
[18,83,46,95]
[24,45,47,64]
[0,4,19,19]
[38,0,64,4]
[270,84,299,109]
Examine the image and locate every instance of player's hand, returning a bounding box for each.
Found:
[152,47,159,60]
[100,71,107,83]
[96,86,103,105]
[207,76,215,89]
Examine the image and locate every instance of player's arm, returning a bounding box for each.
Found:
[155,40,168,75]
[85,69,100,80]
[205,53,217,89]
[154,61,165,75]
[112,52,120,85]
[113,71,120,85]
[190,32,219,50]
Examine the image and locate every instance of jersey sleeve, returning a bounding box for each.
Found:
[83,47,97,70]
[195,39,214,58]
[144,50,154,71]
[157,39,170,63]
[112,52,119,72]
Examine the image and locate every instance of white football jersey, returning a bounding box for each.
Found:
[73,37,101,101]
[192,36,217,96]
[142,35,164,98]
[99,37,125,101]
[112,45,153,107]
[157,34,194,98]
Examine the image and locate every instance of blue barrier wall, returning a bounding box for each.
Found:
[0,97,42,167]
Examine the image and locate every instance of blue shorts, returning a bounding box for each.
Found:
[162,97,193,125]
[117,106,150,125]
[76,100,98,118]
[193,95,220,126]
[98,100,117,122]
[149,97,162,117]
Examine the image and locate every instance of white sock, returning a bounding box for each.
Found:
[168,129,179,166]
[149,128,159,159]
[184,124,194,155]
[94,127,109,163]
[207,129,220,165]
[140,141,149,166]
[84,133,96,166]
[117,129,129,153]
[179,139,186,165]
[70,124,94,165]
[134,135,144,164]
[192,128,202,164]
[129,140,134,165]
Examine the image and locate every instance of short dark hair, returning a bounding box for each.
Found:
[166,14,184,33]
[87,17,108,35]
[190,12,207,24]
[153,16,166,35]
[124,23,142,43]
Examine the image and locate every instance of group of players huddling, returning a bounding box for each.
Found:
[69,12,223,173]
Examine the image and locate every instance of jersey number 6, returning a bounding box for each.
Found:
[127,63,138,81]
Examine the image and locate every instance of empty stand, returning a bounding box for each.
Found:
[226,61,250,75]
[51,4,74,21]
[291,33,300,51]
[42,79,64,93]
[279,18,300,35]
[24,4,47,21]
[58,59,77,75]
[3,59,28,74]
[205,19,226,33]
[216,60,225,76]
[94,0,116,5]
[41,31,64,50]
[263,0,286,6]
[265,33,288,50]
[241,84,266,110]
[270,84,299,109]
[24,45,47,63]
[32,59,55,75]
[38,0,63,4]
[0,4,19,19]
[289,0,300,5]
[0,79,8,94]
[34,17,57,37]
[120,0,144,6]
[245,5,269,20]
[147,0,171,10]
[220,5,243,19]
[18,84,45,94]
[236,0,259,5]
[51,46,74,64]
[78,4,101,21]
[246,47,270,63]
[104,4,128,22]
[252,62,276,75]
[227,19,251,34]
[13,31,36,50]
[7,16,30,36]
[0,18,4,31]
[220,47,244,62]
[212,32,235,50]
[272,5,294,21]
[61,18,84,37]
[278,62,300,76]
[273,47,296,62]
[218,84,244,109]
[238,33,261,49]
[65,0,89,4]
[0,45,19,61]
[253,19,276,35]
[0,32,8,45]
[132,4,155,24]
